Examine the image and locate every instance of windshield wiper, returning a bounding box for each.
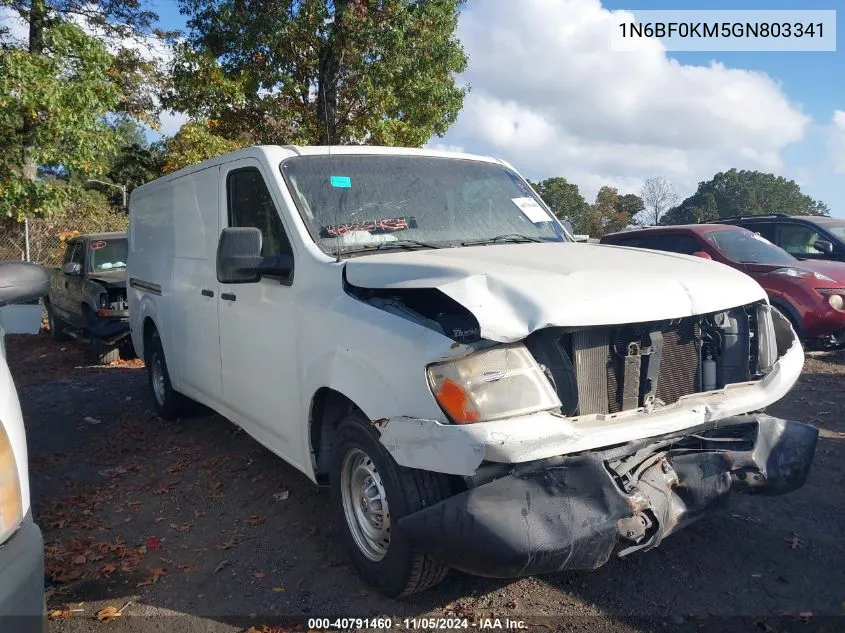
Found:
[338,239,442,255]
[461,234,544,246]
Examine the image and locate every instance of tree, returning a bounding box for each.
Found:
[616,193,644,218]
[661,169,830,225]
[165,0,468,147]
[529,177,591,232]
[639,176,678,226]
[0,0,165,219]
[588,186,634,237]
[160,121,244,175]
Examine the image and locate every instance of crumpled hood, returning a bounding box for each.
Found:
[345,242,768,342]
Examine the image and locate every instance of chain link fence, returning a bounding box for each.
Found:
[0,216,129,268]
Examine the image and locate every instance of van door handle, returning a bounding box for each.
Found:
[201,289,214,297]
[221,293,236,302]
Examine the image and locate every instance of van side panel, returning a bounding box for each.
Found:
[170,167,223,400]
[128,181,174,362]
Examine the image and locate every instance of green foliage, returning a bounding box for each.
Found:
[662,169,830,225]
[166,0,468,146]
[531,177,642,236]
[0,21,121,218]
[1,1,164,220]
[530,177,591,232]
[160,121,244,174]
[587,186,635,237]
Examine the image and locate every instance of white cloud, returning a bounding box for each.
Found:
[0,6,28,44]
[830,110,845,174]
[435,0,811,202]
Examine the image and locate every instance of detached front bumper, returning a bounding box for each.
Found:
[85,317,130,345]
[398,414,817,578]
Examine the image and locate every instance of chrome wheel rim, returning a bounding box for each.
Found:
[340,448,391,562]
[151,353,166,406]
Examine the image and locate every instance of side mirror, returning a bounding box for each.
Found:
[62,262,81,276]
[0,262,49,307]
[216,227,294,284]
[814,239,834,255]
[692,251,713,260]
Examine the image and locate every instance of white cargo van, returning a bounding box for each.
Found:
[128,146,817,596]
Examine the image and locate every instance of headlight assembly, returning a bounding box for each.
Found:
[427,344,561,424]
[0,422,23,545]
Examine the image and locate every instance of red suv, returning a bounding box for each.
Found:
[601,224,845,348]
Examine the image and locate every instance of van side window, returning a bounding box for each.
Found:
[227,168,293,258]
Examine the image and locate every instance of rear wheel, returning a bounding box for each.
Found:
[44,299,70,341]
[145,328,198,420]
[331,412,451,597]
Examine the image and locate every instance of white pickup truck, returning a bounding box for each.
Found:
[127,146,817,597]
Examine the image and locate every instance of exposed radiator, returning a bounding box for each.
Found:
[571,322,701,416]
[572,329,610,415]
[655,324,700,405]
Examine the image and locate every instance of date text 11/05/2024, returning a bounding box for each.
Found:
[618,21,824,39]
[307,618,528,630]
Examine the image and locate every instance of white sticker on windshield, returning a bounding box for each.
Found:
[512,197,551,223]
[751,232,773,245]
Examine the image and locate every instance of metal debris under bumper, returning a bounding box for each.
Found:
[398,414,818,578]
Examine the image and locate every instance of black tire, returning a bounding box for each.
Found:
[145,328,198,420]
[330,412,451,597]
[44,299,70,341]
[91,339,120,365]
[118,339,137,360]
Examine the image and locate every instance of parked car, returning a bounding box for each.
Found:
[0,261,48,632]
[44,232,133,364]
[128,146,816,597]
[717,213,845,263]
[601,224,845,348]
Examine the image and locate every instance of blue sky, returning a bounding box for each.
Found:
[148,0,843,215]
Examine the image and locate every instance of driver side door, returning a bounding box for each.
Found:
[216,159,305,471]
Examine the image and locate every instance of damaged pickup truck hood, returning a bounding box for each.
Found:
[345,242,767,342]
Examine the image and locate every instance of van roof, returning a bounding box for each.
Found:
[131,145,505,197]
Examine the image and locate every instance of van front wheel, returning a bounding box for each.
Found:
[146,329,198,420]
[330,413,451,597]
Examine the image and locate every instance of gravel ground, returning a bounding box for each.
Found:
[7,333,845,633]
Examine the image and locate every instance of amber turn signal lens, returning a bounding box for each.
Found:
[435,378,480,424]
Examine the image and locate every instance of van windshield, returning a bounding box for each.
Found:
[280,155,568,256]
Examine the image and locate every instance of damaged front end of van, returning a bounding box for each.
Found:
[343,247,817,579]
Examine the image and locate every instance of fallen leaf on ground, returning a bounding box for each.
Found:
[72,554,87,565]
[99,563,117,577]
[272,586,285,593]
[253,570,266,578]
[96,606,121,622]
[146,537,161,550]
[217,539,238,550]
[136,567,167,587]
[247,515,265,526]
[49,609,74,620]
[213,560,230,574]
[178,562,197,572]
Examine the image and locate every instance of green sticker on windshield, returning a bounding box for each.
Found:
[330,175,351,188]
